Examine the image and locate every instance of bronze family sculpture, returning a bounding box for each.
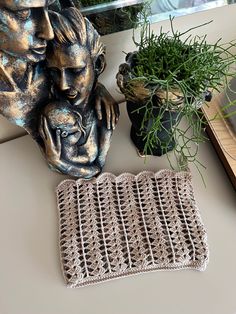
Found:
[0,0,119,178]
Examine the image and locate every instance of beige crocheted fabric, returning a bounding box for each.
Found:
[56,170,209,288]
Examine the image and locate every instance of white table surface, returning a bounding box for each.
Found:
[0,105,236,314]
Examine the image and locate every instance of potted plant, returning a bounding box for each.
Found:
[51,0,144,35]
[116,16,236,172]
[82,4,144,35]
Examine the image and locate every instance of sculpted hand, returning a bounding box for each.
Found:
[39,116,62,163]
[95,82,119,130]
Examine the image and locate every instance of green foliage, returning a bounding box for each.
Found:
[133,18,236,100]
[122,17,236,174]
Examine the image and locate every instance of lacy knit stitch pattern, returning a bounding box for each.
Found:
[56,170,209,288]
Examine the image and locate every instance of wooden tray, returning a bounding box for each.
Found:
[202,94,236,189]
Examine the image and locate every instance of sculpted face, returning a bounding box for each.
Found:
[47,43,95,107]
[52,113,82,145]
[45,103,83,145]
[0,0,55,62]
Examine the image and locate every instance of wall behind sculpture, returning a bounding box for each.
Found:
[0,116,26,144]
[1,3,236,143]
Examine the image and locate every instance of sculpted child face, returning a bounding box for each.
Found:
[0,0,55,62]
[45,103,83,145]
[47,43,95,107]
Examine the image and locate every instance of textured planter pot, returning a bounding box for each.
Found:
[127,100,180,156]
[117,52,212,157]
[83,4,143,35]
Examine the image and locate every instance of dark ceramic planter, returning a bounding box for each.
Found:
[86,5,142,35]
[127,100,180,156]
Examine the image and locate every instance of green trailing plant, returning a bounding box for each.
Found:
[119,15,236,177]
